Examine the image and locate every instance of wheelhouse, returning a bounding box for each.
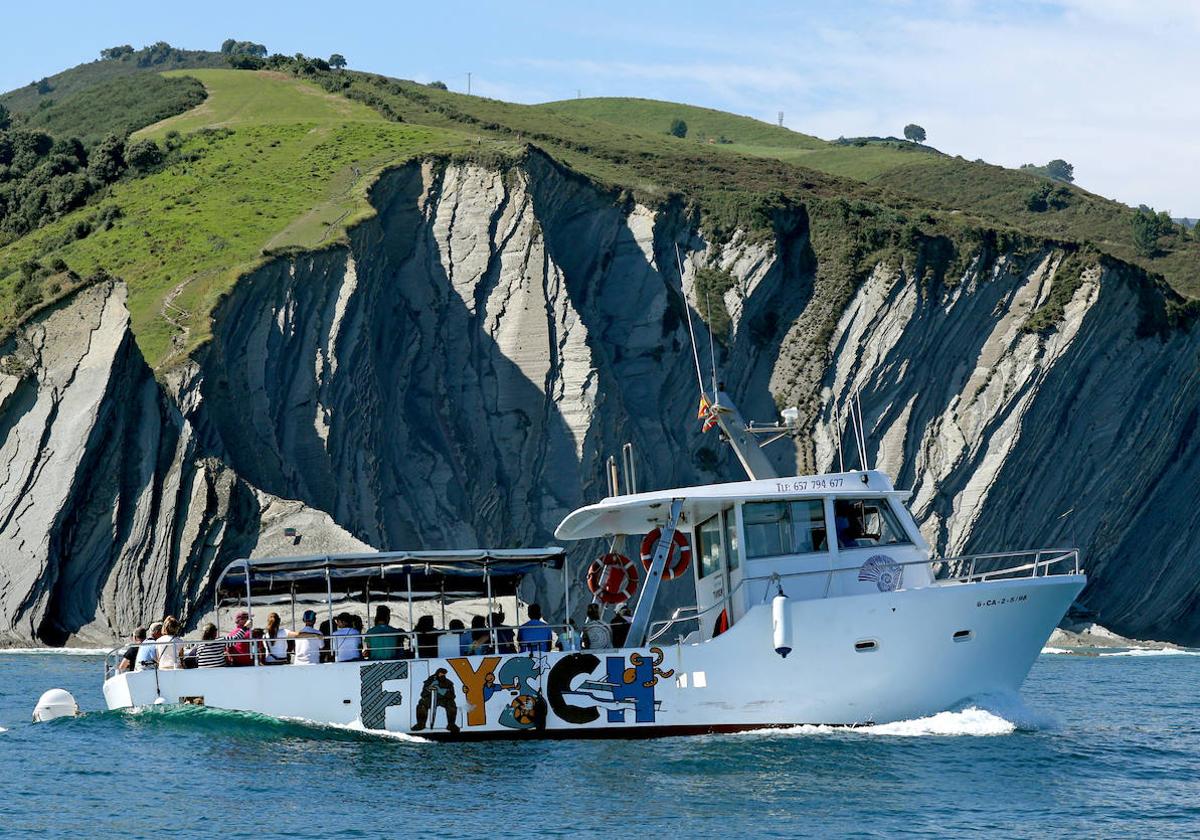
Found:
[556,469,936,644]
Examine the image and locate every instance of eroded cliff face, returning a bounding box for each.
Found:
[1,152,1197,645]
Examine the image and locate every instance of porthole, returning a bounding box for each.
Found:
[854,639,879,652]
[953,630,973,643]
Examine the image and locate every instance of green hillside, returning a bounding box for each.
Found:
[18,74,207,147]
[0,69,477,367]
[0,50,1196,373]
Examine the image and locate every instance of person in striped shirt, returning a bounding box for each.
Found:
[192,623,227,668]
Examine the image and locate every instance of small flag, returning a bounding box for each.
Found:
[697,395,711,420]
[698,396,718,432]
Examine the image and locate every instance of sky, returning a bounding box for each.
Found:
[2,0,1196,214]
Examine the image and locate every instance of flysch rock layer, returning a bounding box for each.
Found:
[2,151,1199,645]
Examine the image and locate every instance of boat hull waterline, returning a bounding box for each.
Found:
[103,575,1083,739]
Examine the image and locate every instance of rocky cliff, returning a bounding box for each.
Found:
[2,152,1198,646]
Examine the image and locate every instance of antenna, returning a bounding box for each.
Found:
[674,244,707,398]
[834,404,845,472]
[467,72,472,95]
[704,284,718,400]
[854,388,869,470]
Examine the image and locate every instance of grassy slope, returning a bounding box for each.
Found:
[0,50,225,115]
[18,74,207,146]
[0,70,476,367]
[542,97,1199,294]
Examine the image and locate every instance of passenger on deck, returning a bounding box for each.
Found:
[119,627,147,673]
[610,606,632,648]
[414,615,438,659]
[467,615,492,655]
[517,604,553,653]
[194,623,227,668]
[332,613,363,662]
[365,606,402,661]
[581,604,612,650]
[290,610,323,665]
[135,622,163,670]
[157,616,185,670]
[263,612,289,664]
[447,619,469,655]
[225,611,253,666]
[492,611,516,654]
[318,619,333,662]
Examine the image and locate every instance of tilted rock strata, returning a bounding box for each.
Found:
[0,152,1197,645]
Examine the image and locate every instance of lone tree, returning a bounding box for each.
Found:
[1043,159,1074,183]
[1131,206,1164,257]
[903,124,926,143]
[428,80,448,90]
[669,118,688,138]
[329,53,347,70]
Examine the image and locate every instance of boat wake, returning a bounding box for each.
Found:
[110,703,427,743]
[1096,647,1200,657]
[744,692,1053,739]
[0,647,108,655]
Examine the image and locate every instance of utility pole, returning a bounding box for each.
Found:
[577,88,581,99]
[467,72,472,95]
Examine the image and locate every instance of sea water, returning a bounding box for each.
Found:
[1,649,1198,838]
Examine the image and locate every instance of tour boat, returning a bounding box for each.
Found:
[101,390,1085,740]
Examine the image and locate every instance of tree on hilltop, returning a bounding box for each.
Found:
[428,80,448,90]
[669,118,688,138]
[220,39,267,58]
[329,54,347,70]
[903,123,926,143]
[100,45,134,61]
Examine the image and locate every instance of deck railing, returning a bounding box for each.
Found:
[103,623,590,680]
[648,547,1082,643]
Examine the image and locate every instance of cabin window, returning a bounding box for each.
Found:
[723,508,740,572]
[697,515,724,578]
[833,498,911,549]
[743,500,827,558]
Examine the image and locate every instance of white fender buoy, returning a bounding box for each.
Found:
[32,688,78,722]
[772,591,793,658]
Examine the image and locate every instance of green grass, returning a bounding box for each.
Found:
[18,74,207,146]
[542,97,826,150]
[0,70,476,367]
[0,48,224,116]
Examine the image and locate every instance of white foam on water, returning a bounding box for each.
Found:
[0,726,7,733]
[321,717,430,743]
[1097,647,1200,657]
[865,706,1016,737]
[1041,646,1073,655]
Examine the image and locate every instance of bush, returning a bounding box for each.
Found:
[125,138,163,172]
[428,81,448,90]
[669,118,688,138]
[1131,207,1164,257]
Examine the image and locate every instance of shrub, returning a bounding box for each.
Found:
[125,138,163,172]
[669,118,688,138]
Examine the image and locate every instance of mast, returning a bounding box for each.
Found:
[708,389,779,480]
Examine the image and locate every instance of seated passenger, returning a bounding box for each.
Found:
[262,612,289,664]
[492,611,516,654]
[332,612,363,662]
[414,614,438,659]
[467,615,492,655]
[194,623,227,668]
[365,606,401,661]
[517,604,553,653]
[581,604,612,650]
[119,627,147,673]
[135,622,163,671]
[447,619,469,655]
[157,616,185,670]
[610,605,632,648]
[289,610,323,665]
[224,611,254,666]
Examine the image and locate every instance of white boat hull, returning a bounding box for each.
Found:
[103,574,1083,739]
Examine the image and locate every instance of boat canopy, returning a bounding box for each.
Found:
[555,470,907,540]
[215,548,565,602]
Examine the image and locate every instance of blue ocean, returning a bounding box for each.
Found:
[1,648,1198,838]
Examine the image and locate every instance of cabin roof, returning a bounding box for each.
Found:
[555,470,906,540]
[215,549,564,600]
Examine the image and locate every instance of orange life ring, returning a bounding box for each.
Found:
[640,528,692,580]
[713,608,729,637]
[586,553,639,605]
